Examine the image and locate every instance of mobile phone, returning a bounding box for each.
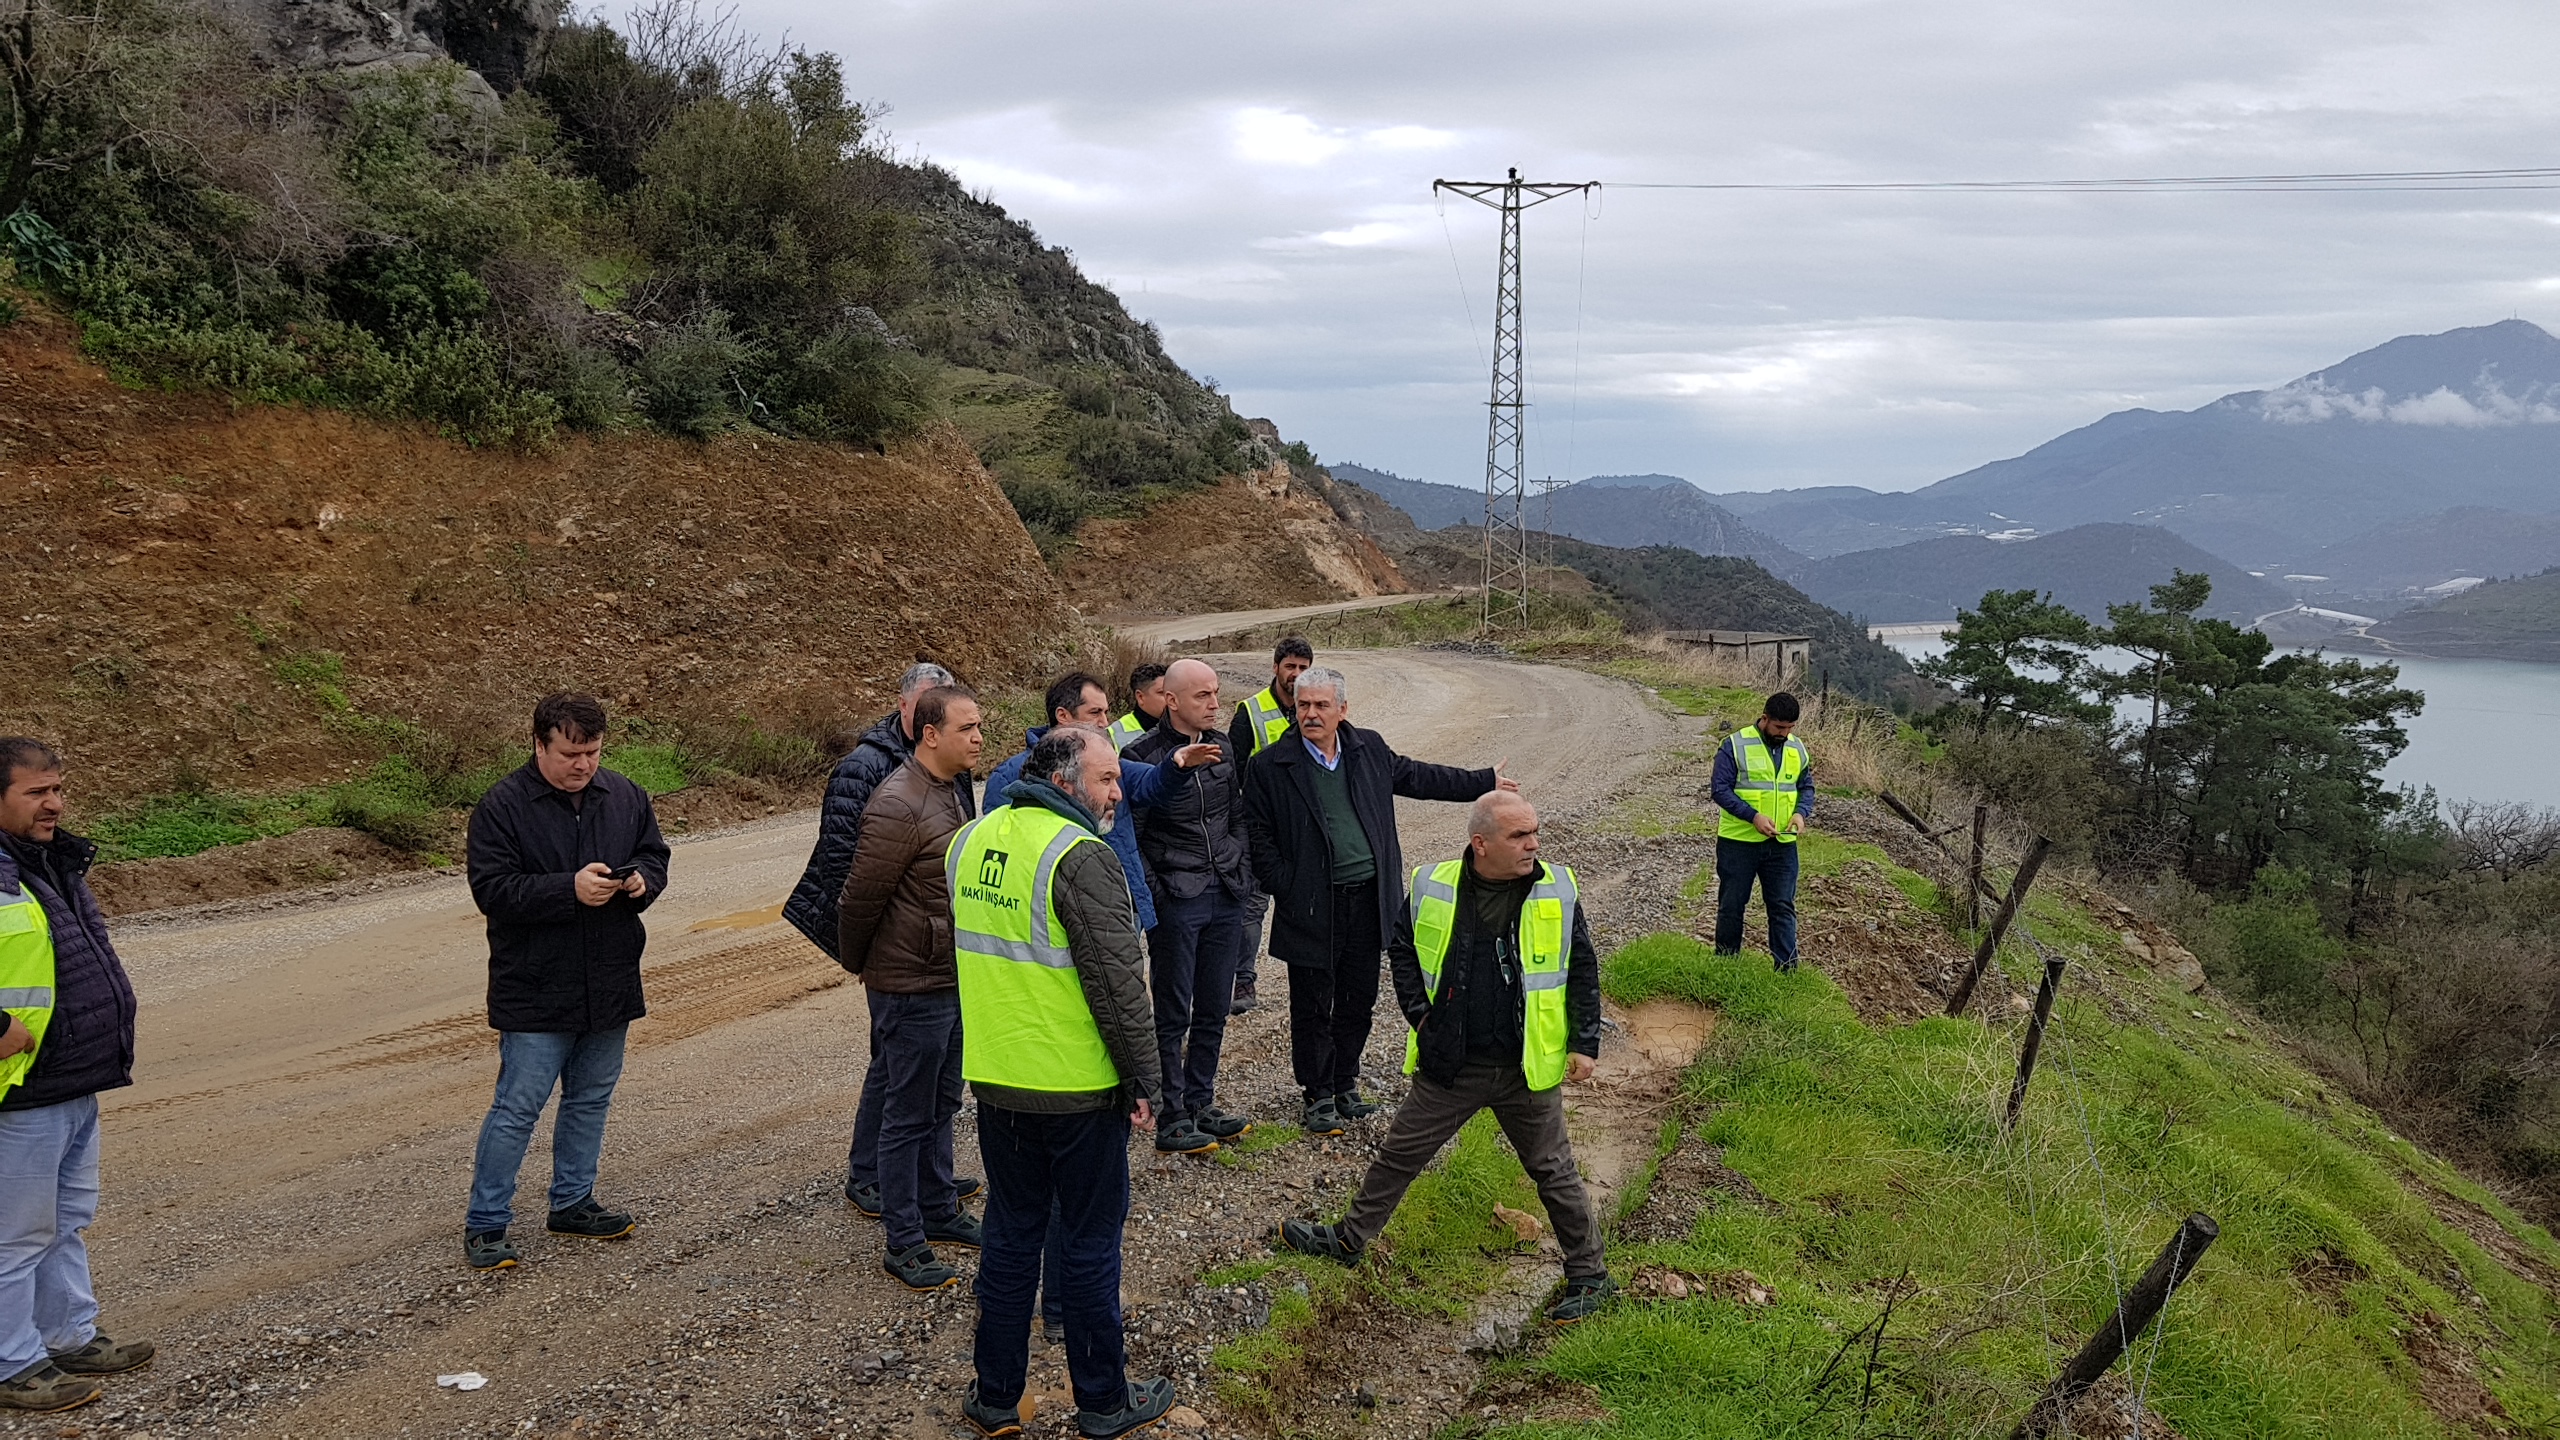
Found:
[605,864,640,882]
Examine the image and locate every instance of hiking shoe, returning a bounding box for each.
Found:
[847,1180,883,1218]
[925,1210,985,1250]
[1773,957,1799,974]
[0,1361,99,1413]
[547,1195,635,1240]
[882,1243,963,1292]
[1039,1314,1066,1348]
[50,1334,153,1376]
[1301,1095,1346,1137]
[956,1175,984,1202]
[1334,1089,1381,1121]
[1279,1218,1362,1266]
[464,1229,519,1271]
[1229,974,1259,1016]
[1153,1115,1220,1155]
[1544,1274,1618,1325]
[964,1380,1026,1437]
[1078,1375,1176,1439]
[1197,1106,1252,1141]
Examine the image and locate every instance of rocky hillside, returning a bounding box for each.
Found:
[0,305,1068,814]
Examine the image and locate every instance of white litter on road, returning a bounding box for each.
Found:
[437,1371,489,1391]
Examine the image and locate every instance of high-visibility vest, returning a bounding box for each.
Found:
[1238,687,1293,755]
[1719,726,1809,844]
[0,880,57,1096]
[1107,713,1147,751]
[947,803,1122,1093]
[1402,859,1578,1091]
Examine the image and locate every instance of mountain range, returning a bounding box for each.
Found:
[1340,320,2560,628]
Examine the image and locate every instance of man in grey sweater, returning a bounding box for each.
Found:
[953,727,1174,1440]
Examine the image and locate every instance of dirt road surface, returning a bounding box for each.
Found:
[12,648,1700,1440]
[1108,593,1460,646]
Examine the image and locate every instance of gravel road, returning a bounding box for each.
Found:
[11,648,1700,1440]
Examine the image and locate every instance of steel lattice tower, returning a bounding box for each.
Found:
[1434,169,1596,630]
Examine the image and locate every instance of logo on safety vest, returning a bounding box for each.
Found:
[978,850,1009,887]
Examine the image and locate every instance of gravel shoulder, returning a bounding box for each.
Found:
[9,648,1701,1440]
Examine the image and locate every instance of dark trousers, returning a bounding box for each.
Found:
[1337,1061,1605,1280]
[1714,836,1800,966]
[1286,880,1382,1100]
[1239,889,1269,984]
[857,989,966,1250]
[1149,888,1244,1119]
[974,1106,1133,1415]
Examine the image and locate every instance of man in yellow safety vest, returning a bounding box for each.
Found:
[1710,692,1814,972]
[0,739,154,1415]
[1105,663,1168,752]
[1222,635,1314,1016]
[1276,792,1614,1326]
[952,725,1175,1440]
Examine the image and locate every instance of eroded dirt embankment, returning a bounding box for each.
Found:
[0,307,1071,810]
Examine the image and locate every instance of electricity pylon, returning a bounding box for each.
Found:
[1434,169,1597,631]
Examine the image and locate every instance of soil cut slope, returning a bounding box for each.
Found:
[0,307,1071,811]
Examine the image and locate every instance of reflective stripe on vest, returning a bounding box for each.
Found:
[1718,727,1808,845]
[1242,688,1293,755]
[948,805,1122,1092]
[0,885,56,1096]
[1108,713,1146,752]
[1402,860,1578,1091]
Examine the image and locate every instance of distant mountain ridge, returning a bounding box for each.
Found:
[1326,463,1803,571]
[1791,523,2291,625]
[2358,568,2560,662]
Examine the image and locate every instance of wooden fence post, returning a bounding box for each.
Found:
[1946,837,2051,1017]
[1967,804,1988,931]
[2003,956,2066,1131]
[2013,1214,2220,1438]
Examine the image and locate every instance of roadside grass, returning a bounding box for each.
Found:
[1546,921,2560,1439]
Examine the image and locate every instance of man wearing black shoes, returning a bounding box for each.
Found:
[1278,793,1615,1327]
[1241,666,1511,1138]
[954,727,1173,1440]
[837,685,986,1292]
[462,694,670,1271]
[1126,659,1254,1157]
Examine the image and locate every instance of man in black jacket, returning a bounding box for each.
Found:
[1277,792,1614,1326]
[1126,659,1253,1155]
[0,739,153,1415]
[1224,636,1314,1017]
[783,662,955,960]
[1241,665,1513,1136]
[462,694,671,1272]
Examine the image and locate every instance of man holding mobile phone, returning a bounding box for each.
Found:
[460,693,671,1271]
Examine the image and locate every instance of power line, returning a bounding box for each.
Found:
[1605,164,2560,193]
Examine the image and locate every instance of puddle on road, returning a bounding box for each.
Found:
[688,902,785,933]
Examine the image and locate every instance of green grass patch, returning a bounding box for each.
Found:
[1213,1122,1302,1166]
[1599,657,1765,724]
[1553,932,2560,1437]
[607,743,695,797]
[87,788,325,861]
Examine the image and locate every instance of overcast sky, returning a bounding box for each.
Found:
[733,0,2560,495]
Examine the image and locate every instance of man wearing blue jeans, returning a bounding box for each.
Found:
[1710,693,1813,973]
[1,739,154,1415]
[462,694,671,1270]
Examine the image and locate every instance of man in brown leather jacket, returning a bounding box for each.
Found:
[839,685,985,1293]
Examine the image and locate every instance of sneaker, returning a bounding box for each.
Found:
[847,1180,883,1218]
[1078,1375,1176,1439]
[1334,1089,1381,1121]
[964,1379,1026,1437]
[1153,1115,1220,1155]
[49,1334,154,1376]
[1301,1095,1346,1137]
[1544,1274,1617,1325]
[1197,1106,1252,1141]
[925,1210,985,1250]
[956,1175,985,1202]
[547,1194,635,1240]
[882,1242,963,1292]
[1229,974,1259,1016]
[0,1361,99,1414]
[464,1229,519,1271]
[1279,1218,1362,1266]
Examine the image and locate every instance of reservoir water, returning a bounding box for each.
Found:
[1879,636,2560,809]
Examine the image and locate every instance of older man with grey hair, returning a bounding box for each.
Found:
[1241,665,1517,1136]
[780,662,988,1208]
